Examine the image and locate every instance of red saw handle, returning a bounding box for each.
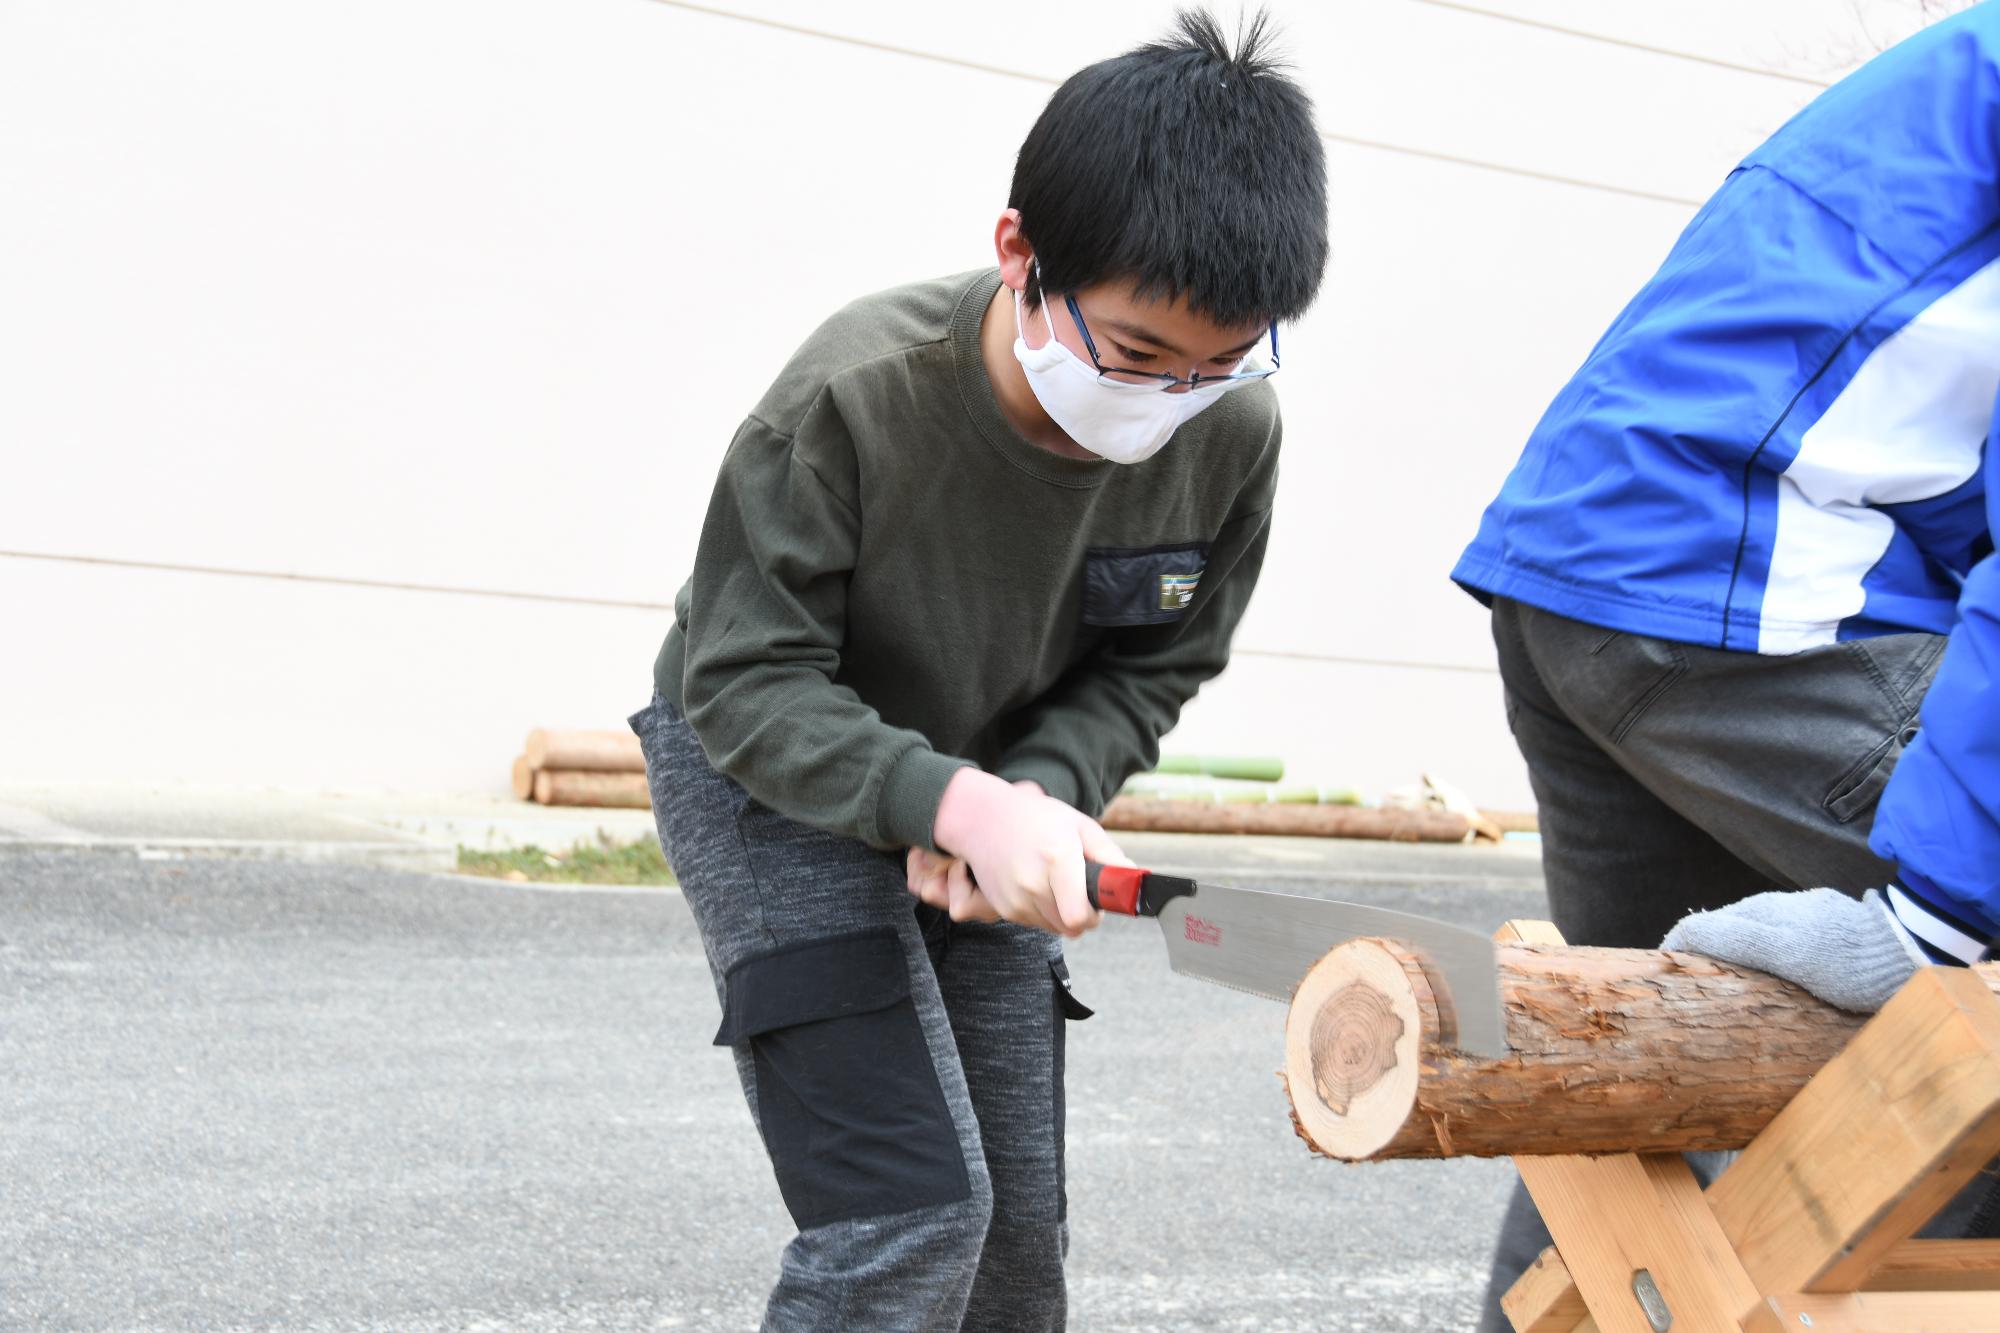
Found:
[960,861,1191,917]
[1085,861,1148,915]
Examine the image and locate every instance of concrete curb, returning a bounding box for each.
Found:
[0,786,665,875]
[0,836,456,873]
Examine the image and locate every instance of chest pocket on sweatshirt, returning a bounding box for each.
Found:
[1081,543,1210,627]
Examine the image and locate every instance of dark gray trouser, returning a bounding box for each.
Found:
[630,693,1084,1333]
[1474,597,2000,1333]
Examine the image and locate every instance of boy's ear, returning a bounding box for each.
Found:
[993,208,1034,295]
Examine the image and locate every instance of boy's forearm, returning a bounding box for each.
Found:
[677,420,975,851]
[995,509,1272,812]
[994,658,1219,813]
[682,658,972,851]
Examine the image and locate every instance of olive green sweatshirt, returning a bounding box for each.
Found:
[654,268,1279,852]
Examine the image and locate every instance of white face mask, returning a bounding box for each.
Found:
[1009,286,1260,465]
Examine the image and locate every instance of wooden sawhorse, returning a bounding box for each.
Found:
[1497,919,2000,1332]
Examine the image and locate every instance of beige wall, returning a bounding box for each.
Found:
[0,0,1941,803]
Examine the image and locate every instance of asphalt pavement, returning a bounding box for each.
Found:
[2,836,1548,1331]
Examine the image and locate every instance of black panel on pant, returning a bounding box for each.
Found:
[715,929,971,1229]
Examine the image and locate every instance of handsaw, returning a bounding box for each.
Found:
[1084,860,1507,1058]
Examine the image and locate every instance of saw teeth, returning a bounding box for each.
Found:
[1165,964,1287,1003]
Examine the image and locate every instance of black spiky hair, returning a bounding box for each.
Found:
[1009,8,1329,326]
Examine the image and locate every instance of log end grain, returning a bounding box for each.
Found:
[1285,939,1437,1160]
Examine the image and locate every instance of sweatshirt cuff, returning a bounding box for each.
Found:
[877,747,976,852]
[995,757,1088,812]
[1886,873,1997,965]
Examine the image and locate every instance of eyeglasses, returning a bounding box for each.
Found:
[1063,292,1280,394]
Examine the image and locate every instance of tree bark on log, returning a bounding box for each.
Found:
[523,729,644,773]
[1477,808,1539,835]
[1283,937,2000,1162]
[1100,797,1471,842]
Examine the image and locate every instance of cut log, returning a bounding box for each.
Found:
[1100,797,1470,842]
[511,755,537,801]
[1282,936,2000,1161]
[532,769,650,809]
[523,728,644,773]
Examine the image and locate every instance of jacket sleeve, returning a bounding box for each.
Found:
[991,445,1279,815]
[677,414,971,852]
[1871,420,2000,957]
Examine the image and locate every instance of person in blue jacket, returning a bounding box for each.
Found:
[1453,4,2000,1322]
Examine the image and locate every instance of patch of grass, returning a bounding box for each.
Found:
[457,839,676,886]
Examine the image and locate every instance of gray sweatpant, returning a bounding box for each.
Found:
[1474,597,1997,1332]
[630,693,1085,1332]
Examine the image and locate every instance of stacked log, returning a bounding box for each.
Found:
[512,729,649,808]
[507,732,1532,838]
[1479,808,1540,835]
[1099,796,1473,842]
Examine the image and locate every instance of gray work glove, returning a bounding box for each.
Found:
[1661,887,1931,1014]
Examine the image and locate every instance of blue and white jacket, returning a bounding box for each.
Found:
[1453,4,2000,958]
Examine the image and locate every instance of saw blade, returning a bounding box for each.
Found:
[1154,882,1507,1058]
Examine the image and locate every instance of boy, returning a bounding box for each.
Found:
[628,11,1328,1329]
[1449,8,2000,1325]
